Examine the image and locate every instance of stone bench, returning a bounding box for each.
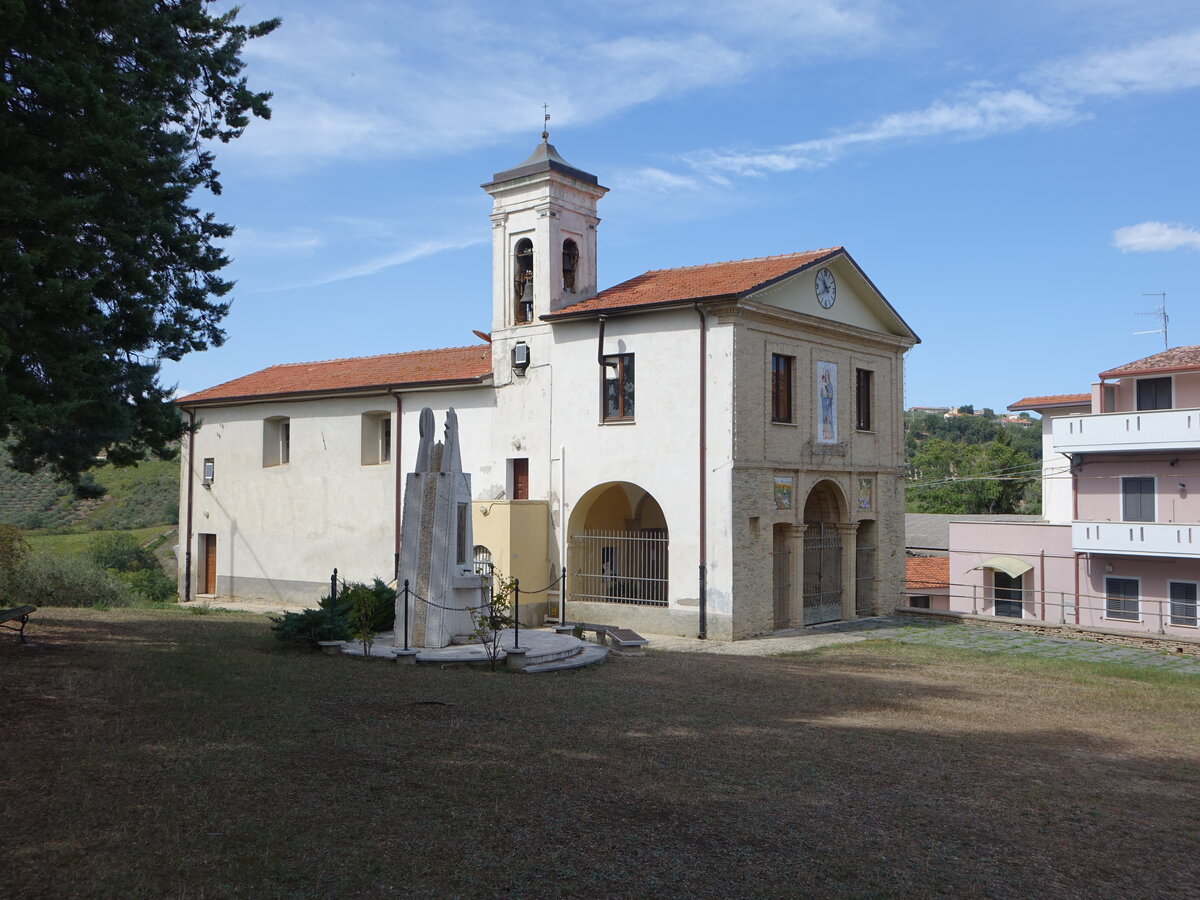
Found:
[555,622,649,652]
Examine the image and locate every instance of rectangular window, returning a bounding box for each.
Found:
[909,595,931,609]
[993,571,1024,618]
[1170,581,1198,627]
[1136,376,1172,410]
[1105,576,1139,621]
[602,354,635,421]
[511,458,529,500]
[1121,477,1155,522]
[202,458,214,485]
[771,354,793,423]
[855,368,873,431]
[263,417,290,467]
[361,413,392,465]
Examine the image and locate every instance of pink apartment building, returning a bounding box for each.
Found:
[946,345,1200,635]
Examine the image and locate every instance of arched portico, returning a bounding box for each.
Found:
[800,479,855,625]
[568,482,669,606]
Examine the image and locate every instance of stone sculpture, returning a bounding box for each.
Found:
[396,407,481,648]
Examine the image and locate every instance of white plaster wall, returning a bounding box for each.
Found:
[1040,410,1084,525]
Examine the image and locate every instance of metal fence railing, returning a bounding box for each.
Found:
[570,529,668,606]
[903,578,1199,634]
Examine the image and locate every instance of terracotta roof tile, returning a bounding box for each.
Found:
[543,249,841,317]
[1099,344,1200,379]
[178,344,492,406]
[906,556,949,589]
[1009,393,1090,411]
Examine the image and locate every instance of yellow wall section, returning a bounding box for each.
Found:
[473,500,551,625]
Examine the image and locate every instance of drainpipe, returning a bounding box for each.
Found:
[183,409,196,604]
[391,390,403,581]
[1039,548,1046,621]
[1073,552,1081,625]
[695,304,708,639]
[596,315,607,363]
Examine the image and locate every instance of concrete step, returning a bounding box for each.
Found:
[522,642,610,673]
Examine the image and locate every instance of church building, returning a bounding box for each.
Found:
[176,139,919,640]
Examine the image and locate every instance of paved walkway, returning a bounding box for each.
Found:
[643,616,1200,675]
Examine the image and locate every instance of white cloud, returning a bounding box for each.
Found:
[613,167,704,193]
[274,236,487,291]
[226,226,324,257]
[226,0,888,170]
[1112,221,1200,252]
[683,28,1200,181]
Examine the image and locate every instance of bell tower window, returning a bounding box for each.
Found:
[513,238,534,323]
[562,239,579,293]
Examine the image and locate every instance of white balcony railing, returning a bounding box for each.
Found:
[1072,520,1200,557]
[1053,408,1200,453]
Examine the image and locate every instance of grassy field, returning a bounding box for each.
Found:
[3,609,1199,898]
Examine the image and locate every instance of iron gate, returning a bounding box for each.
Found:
[571,529,668,606]
[803,524,842,625]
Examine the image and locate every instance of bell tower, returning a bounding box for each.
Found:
[482,135,607,333]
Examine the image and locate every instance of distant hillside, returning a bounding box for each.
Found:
[0,448,179,531]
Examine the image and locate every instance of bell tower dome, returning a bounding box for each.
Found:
[482,137,607,333]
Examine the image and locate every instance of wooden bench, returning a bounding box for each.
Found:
[0,605,37,645]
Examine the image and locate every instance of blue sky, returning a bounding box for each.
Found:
[170,0,1200,411]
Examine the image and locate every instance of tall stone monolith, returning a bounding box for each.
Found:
[396,408,481,649]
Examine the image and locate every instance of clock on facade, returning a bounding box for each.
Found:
[815,267,836,308]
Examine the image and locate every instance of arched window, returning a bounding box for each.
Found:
[562,239,578,293]
[473,545,493,576]
[513,238,534,323]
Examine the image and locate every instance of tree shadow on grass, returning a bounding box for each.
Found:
[2,611,1198,898]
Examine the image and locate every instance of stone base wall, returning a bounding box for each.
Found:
[562,599,723,640]
[897,607,1200,657]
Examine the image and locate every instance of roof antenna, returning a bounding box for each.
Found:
[1133,292,1168,350]
[542,103,550,142]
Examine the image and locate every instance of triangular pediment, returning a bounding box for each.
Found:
[745,250,918,342]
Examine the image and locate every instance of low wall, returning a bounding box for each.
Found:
[896,606,1200,657]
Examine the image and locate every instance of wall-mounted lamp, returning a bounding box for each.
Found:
[512,341,530,376]
[1104,563,1113,573]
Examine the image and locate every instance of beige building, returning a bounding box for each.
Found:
[177,139,919,639]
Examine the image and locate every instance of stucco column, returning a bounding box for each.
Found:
[790,524,807,627]
[837,522,858,620]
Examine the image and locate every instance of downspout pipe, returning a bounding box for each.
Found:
[390,390,403,581]
[183,409,196,604]
[596,315,607,364]
[695,304,708,639]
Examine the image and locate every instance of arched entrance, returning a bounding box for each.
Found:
[802,480,846,625]
[568,482,668,606]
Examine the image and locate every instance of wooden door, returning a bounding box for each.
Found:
[512,458,529,500]
[201,534,216,595]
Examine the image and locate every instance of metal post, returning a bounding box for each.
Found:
[513,578,520,649]
[403,579,410,651]
[560,566,567,624]
[698,565,707,639]
[331,568,338,604]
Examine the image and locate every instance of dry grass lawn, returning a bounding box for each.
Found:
[2,608,1199,898]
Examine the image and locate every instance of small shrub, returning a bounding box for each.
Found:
[87,532,158,573]
[10,553,131,608]
[345,584,383,657]
[120,567,177,603]
[270,605,350,648]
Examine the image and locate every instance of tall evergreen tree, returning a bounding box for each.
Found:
[0,0,279,483]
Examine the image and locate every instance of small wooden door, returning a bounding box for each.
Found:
[200,534,216,595]
[512,458,529,500]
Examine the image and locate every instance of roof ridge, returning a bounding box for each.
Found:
[642,248,840,275]
[264,343,487,371]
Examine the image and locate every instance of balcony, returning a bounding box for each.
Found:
[1053,408,1200,454]
[1072,520,1200,558]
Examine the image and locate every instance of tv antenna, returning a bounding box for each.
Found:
[1134,292,1168,350]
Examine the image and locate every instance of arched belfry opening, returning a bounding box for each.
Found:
[568,482,668,606]
[513,238,534,323]
[802,480,847,625]
[562,239,579,293]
